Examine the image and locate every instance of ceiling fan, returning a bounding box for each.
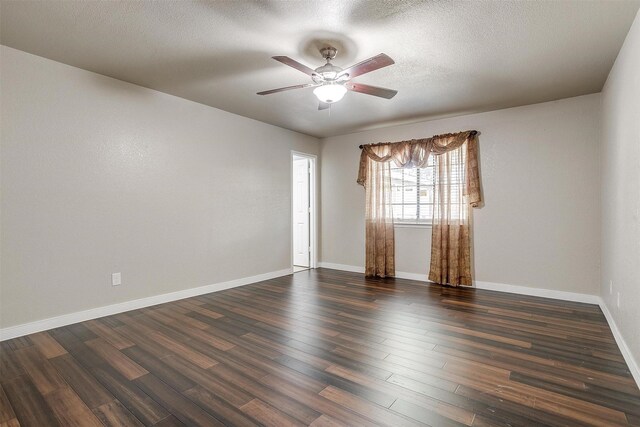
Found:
[257,47,397,110]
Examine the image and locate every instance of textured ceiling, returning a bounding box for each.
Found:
[1,0,639,137]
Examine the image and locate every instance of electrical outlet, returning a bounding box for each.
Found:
[609,280,613,295]
[617,292,620,309]
[112,272,122,286]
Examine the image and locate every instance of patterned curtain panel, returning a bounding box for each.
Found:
[428,136,472,285]
[362,145,395,277]
[357,131,481,283]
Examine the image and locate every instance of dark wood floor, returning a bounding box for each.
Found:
[1,268,639,427]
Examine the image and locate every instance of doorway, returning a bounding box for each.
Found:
[292,152,316,272]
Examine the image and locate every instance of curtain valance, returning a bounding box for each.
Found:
[357,130,481,207]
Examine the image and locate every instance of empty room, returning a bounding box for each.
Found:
[1,0,640,426]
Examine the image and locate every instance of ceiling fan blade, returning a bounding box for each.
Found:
[257,83,317,95]
[272,56,317,76]
[339,53,394,79]
[318,101,330,110]
[347,83,397,99]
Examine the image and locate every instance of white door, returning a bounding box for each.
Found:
[293,157,310,267]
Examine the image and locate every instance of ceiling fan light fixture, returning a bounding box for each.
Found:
[313,83,347,104]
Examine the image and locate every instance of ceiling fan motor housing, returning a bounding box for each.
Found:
[320,46,338,61]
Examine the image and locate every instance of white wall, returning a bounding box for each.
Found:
[0,46,319,328]
[321,94,601,295]
[600,11,640,364]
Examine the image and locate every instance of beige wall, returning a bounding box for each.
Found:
[600,11,640,363]
[321,94,602,294]
[0,46,319,328]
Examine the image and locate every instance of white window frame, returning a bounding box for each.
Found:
[390,149,466,228]
[390,160,435,227]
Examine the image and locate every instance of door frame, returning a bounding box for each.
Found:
[291,151,317,270]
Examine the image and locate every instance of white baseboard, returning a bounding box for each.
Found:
[319,262,599,303]
[318,262,639,389]
[597,298,640,389]
[394,271,429,281]
[318,262,365,274]
[473,280,601,304]
[318,262,428,281]
[0,268,293,341]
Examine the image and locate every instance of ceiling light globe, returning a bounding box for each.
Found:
[313,84,347,104]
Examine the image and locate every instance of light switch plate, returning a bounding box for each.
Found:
[112,272,122,286]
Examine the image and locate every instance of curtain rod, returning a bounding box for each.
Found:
[358,130,478,149]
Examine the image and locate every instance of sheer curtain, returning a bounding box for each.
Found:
[357,131,481,283]
[429,144,472,285]
[362,145,395,277]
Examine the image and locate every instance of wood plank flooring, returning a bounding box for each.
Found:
[1,268,639,426]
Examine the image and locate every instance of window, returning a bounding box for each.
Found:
[390,148,466,225]
[390,155,435,225]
